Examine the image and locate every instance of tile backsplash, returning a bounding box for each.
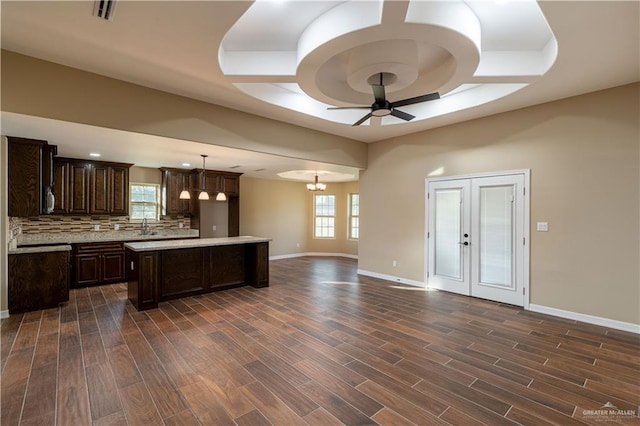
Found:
[13,215,191,235]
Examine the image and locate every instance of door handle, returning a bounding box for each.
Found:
[458,242,469,246]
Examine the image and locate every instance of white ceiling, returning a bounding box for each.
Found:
[1,0,638,181]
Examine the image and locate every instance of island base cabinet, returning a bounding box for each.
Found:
[246,242,269,288]
[126,242,269,311]
[161,248,205,300]
[126,250,159,311]
[9,251,70,314]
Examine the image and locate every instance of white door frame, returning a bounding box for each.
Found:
[425,169,530,309]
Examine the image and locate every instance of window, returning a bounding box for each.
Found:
[314,194,335,238]
[348,193,359,240]
[130,183,160,220]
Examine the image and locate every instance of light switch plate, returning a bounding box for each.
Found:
[94,224,100,231]
[537,222,549,232]
[114,224,120,230]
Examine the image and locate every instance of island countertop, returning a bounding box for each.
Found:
[124,236,272,252]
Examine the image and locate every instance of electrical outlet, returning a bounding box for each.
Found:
[113,224,120,231]
[179,222,184,229]
[212,225,217,231]
[94,224,100,231]
[296,243,300,248]
[392,260,397,267]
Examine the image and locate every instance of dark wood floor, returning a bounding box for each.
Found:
[2,257,639,425]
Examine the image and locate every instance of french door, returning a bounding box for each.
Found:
[426,172,527,306]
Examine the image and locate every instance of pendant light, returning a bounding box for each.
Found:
[307,172,326,191]
[179,186,190,200]
[198,154,209,200]
[216,191,227,201]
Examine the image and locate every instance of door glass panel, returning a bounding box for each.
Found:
[435,189,462,279]
[479,185,513,287]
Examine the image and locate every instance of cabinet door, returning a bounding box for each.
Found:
[75,253,101,286]
[102,251,125,283]
[68,162,91,214]
[53,160,70,214]
[90,163,110,214]
[221,174,239,196]
[110,166,129,215]
[164,170,191,215]
[8,138,44,217]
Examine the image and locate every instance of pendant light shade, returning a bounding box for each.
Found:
[198,191,209,200]
[216,192,227,201]
[179,189,190,200]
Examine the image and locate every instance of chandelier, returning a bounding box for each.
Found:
[307,172,326,191]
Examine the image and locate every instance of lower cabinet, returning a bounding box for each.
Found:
[74,242,125,287]
[126,242,269,311]
[8,250,70,313]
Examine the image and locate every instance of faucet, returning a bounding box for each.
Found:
[141,218,150,235]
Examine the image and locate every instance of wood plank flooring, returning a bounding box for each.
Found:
[2,256,639,425]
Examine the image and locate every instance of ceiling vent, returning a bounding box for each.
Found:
[93,0,116,21]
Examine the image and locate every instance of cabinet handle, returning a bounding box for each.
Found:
[130,261,135,271]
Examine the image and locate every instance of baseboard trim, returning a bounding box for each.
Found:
[529,304,640,334]
[270,252,358,261]
[0,310,9,319]
[357,269,424,288]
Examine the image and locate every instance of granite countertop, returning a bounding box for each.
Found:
[125,236,271,252]
[9,244,72,254]
[17,229,200,246]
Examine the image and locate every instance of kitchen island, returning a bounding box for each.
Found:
[124,236,270,311]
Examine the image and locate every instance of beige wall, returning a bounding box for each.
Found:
[130,166,162,185]
[240,177,359,257]
[1,138,8,315]
[360,83,640,325]
[1,50,367,169]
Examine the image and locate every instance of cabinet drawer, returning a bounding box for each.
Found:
[75,242,124,254]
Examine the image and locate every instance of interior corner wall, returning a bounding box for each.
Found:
[239,177,359,258]
[306,180,359,256]
[359,83,640,325]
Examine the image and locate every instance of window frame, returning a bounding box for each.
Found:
[313,193,336,239]
[348,193,359,240]
[129,183,161,222]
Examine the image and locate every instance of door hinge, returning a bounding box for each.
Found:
[427,231,430,239]
[523,187,526,196]
[523,287,525,295]
[523,237,526,245]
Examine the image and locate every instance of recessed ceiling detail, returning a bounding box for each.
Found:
[220,0,556,127]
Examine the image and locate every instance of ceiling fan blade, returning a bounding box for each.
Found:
[390,109,415,121]
[352,112,373,126]
[327,106,370,110]
[372,84,386,104]
[391,92,440,108]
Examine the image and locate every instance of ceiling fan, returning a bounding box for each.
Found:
[328,73,440,126]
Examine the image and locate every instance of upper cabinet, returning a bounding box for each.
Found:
[8,137,57,217]
[89,162,131,215]
[54,157,132,216]
[161,168,191,216]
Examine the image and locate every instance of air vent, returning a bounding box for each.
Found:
[254,168,266,172]
[229,165,242,169]
[93,0,116,21]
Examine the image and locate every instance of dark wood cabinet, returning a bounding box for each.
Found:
[65,159,92,214]
[89,162,131,215]
[73,242,125,287]
[54,158,131,215]
[161,247,205,298]
[126,240,269,311]
[126,250,159,312]
[161,168,192,215]
[8,137,57,217]
[8,250,70,313]
[219,173,239,196]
